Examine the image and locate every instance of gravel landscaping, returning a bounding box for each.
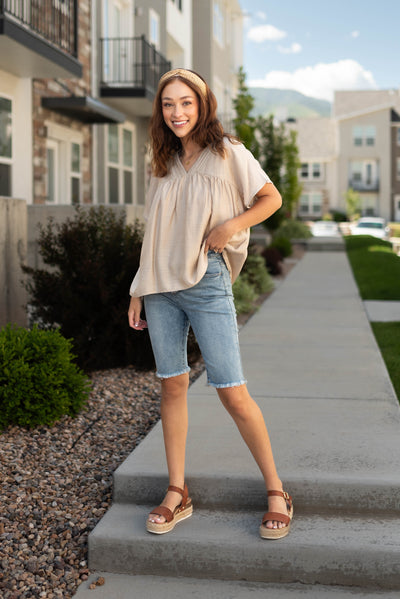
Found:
[0,247,303,598]
[0,363,204,599]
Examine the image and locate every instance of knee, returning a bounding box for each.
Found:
[161,373,189,402]
[218,386,252,420]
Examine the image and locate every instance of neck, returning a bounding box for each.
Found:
[181,139,202,157]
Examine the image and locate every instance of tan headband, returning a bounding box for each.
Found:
[158,69,207,98]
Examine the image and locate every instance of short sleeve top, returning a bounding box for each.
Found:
[129,138,271,298]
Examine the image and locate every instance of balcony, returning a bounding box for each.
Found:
[0,0,82,78]
[99,36,171,117]
[348,179,380,193]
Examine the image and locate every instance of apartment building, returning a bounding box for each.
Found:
[192,0,243,132]
[287,118,337,220]
[291,89,400,222]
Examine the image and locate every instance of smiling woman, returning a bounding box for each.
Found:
[127,68,292,541]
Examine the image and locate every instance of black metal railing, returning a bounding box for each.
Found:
[0,0,78,57]
[348,178,380,192]
[100,36,171,92]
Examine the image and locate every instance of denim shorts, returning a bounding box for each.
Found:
[144,252,246,388]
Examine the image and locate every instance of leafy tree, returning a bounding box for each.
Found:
[281,129,303,219]
[345,187,361,221]
[232,66,257,154]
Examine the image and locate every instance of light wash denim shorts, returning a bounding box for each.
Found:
[144,251,246,388]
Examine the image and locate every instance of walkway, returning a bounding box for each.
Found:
[74,251,400,598]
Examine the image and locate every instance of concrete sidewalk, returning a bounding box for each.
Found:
[74,252,400,598]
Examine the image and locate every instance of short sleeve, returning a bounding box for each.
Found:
[227,141,272,208]
[143,177,159,221]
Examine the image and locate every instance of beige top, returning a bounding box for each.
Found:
[130,139,271,297]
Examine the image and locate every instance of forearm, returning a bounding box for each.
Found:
[229,184,282,236]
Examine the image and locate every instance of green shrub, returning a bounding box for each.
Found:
[269,236,293,258]
[233,275,257,314]
[330,210,347,222]
[0,324,91,429]
[273,219,312,240]
[261,247,283,275]
[23,206,156,371]
[241,255,274,295]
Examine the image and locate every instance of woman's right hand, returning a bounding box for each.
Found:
[128,296,148,330]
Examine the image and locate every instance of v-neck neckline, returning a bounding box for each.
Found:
[177,147,208,174]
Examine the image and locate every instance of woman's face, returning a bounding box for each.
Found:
[161,80,200,141]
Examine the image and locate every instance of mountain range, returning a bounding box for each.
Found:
[249,88,332,120]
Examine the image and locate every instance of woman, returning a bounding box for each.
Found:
[128,68,293,540]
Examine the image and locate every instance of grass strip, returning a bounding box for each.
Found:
[371,322,400,401]
[345,235,400,300]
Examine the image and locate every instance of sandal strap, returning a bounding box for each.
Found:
[149,505,173,523]
[268,490,292,507]
[167,483,189,508]
[262,511,291,526]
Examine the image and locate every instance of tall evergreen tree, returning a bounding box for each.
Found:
[281,129,303,219]
[232,66,257,154]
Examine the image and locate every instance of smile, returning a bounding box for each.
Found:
[173,120,189,127]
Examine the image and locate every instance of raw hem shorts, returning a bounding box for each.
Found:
[144,252,247,389]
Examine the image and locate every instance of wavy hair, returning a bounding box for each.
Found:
[149,71,236,177]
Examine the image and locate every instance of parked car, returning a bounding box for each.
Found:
[311,221,341,237]
[351,217,390,240]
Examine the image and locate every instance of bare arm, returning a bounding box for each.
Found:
[128,296,147,330]
[204,182,282,253]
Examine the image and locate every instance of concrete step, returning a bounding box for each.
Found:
[74,574,400,598]
[88,504,400,589]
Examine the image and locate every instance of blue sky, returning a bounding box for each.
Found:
[240,0,400,101]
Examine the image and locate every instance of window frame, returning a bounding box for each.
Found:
[0,94,13,197]
[106,123,136,205]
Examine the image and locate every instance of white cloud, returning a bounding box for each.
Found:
[351,30,360,38]
[278,42,302,54]
[255,11,267,21]
[247,24,287,43]
[249,59,377,101]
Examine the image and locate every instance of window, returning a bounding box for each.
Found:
[299,193,322,216]
[106,124,135,204]
[170,0,183,10]
[0,97,12,196]
[397,157,400,180]
[71,142,81,205]
[149,9,160,49]
[300,162,323,180]
[353,125,376,146]
[349,160,378,190]
[213,1,224,46]
[45,122,83,204]
[397,128,400,146]
[300,163,308,178]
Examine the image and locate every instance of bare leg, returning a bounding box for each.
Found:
[218,384,288,530]
[148,373,189,524]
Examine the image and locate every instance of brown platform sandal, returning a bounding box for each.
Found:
[146,484,193,535]
[260,490,293,540]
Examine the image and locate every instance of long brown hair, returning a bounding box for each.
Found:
[149,71,236,177]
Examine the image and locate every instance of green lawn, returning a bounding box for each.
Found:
[371,323,400,401]
[344,235,400,300]
[345,235,400,402]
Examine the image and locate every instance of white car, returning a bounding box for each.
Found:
[351,217,390,240]
[311,221,341,237]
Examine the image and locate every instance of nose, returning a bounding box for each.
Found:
[172,104,183,118]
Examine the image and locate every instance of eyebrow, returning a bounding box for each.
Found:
[161,95,194,101]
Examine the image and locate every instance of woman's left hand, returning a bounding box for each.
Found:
[204,221,235,254]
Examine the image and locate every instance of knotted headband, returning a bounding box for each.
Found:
[158,69,207,98]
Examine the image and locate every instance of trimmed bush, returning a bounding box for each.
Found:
[273,219,312,240]
[0,324,91,429]
[269,236,292,258]
[261,247,283,275]
[233,275,257,314]
[241,254,274,295]
[23,207,156,371]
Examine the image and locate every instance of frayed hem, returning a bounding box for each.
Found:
[207,379,247,389]
[156,367,191,380]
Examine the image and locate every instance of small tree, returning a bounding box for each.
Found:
[232,66,257,154]
[281,129,303,219]
[345,187,361,221]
